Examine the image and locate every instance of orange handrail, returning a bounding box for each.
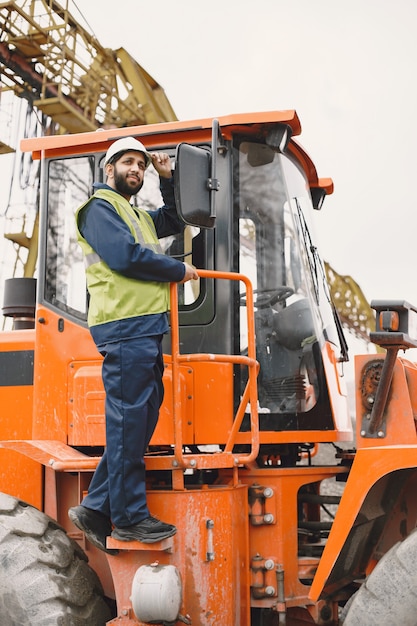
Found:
[168,269,260,470]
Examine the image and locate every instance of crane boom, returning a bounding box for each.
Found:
[325,262,374,342]
[0,0,177,302]
[0,0,176,135]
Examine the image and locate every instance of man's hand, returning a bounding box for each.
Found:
[150,152,172,179]
[180,263,199,283]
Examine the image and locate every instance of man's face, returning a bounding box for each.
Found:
[107,151,147,198]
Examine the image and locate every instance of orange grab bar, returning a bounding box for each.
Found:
[169,269,259,469]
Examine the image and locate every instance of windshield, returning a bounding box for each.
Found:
[238,141,342,425]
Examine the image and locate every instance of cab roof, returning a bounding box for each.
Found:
[21,110,332,194]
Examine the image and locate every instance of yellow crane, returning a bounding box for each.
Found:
[0,0,176,280]
[0,0,176,136]
[324,262,374,343]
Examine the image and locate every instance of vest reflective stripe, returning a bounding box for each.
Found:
[94,188,163,254]
[123,207,162,254]
[75,187,170,327]
[84,251,101,268]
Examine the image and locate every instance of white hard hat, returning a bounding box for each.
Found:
[104,137,152,168]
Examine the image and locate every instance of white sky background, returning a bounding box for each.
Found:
[1,0,417,313]
[74,0,417,307]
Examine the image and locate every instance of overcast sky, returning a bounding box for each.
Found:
[73,0,417,308]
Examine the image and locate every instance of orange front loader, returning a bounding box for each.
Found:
[1,111,417,625]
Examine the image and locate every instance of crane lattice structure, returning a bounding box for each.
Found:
[0,0,176,146]
[325,262,374,343]
[0,0,176,282]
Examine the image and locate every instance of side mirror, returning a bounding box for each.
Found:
[174,119,226,229]
[174,143,215,228]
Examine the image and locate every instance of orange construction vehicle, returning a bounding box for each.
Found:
[1,110,417,625]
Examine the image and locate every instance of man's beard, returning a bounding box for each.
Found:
[114,168,144,197]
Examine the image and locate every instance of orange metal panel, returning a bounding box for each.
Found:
[104,484,250,625]
[33,306,100,441]
[0,329,35,437]
[68,361,105,446]
[190,361,234,444]
[0,384,33,438]
[0,448,42,508]
[66,358,233,448]
[0,330,42,507]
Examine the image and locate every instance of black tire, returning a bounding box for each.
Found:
[0,492,111,625]
[341,528,417,625]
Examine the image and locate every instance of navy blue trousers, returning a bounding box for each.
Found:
[82,334,164,527]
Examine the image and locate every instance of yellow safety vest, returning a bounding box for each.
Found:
[75,188,170,327]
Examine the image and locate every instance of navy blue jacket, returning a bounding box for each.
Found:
[78,176,186,344]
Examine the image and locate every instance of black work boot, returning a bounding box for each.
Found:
[68,505,119,555]
[111,516,177,543]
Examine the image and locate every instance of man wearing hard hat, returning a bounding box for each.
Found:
[70,137,198,553]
